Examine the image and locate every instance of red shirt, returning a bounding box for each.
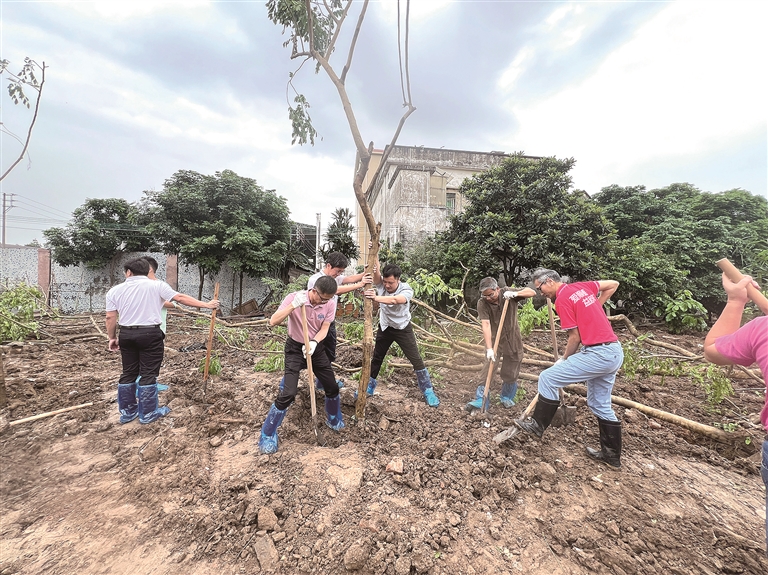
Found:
[555,281,617,346]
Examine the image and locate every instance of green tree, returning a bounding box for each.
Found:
[144,170,291,299]
[43,198,153,271]
[442,154,615,287]
[321,207,359,261]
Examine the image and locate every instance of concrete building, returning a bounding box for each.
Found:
[355,145,528,252]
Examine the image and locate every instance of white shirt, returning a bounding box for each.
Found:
[106,275,178,326]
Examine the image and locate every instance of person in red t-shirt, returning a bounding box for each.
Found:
[515,268,625,469]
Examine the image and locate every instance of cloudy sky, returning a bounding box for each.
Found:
[1,0,766,247]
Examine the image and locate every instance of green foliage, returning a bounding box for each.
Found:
[439,154,615,287]
[287,94,317,146]
[1,57,41,109]
[690,364,733,409]
[199,353,221,376]
[321,207,359,261]
[408,269,462,306]
[342,320,365,342]
[216,327,251,349]
[254,338,285,372]
[0,282,51,341]
[43,198,154,269]
[594,184,768,315]
[261,274,310,309]
[517,299,550,337]
[654,290,708,333]
[144,169,291,298]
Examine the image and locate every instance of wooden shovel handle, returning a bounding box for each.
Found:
[300,304,318,418]
[716,258,768,314]
[481,297,510,412]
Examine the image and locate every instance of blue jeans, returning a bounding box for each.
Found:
[762,440,768,557]
[537,342,624,421]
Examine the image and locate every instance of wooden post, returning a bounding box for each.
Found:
[716,258,768,314]
[202,282,220,395]
[480,298,509,413]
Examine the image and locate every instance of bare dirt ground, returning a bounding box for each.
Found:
[1,313,767,575]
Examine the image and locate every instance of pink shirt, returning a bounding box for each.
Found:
[714,316,768,431]
[555,281,617,346]
[280,291,336,344]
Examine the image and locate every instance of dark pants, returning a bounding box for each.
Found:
[370,323,425,379]
[498,347,523,382]
[325,321,337,364]
[276,338,338,410]
[118,327,164,386]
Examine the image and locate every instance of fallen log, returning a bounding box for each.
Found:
[563,384,747,444]
[10,402,94,426]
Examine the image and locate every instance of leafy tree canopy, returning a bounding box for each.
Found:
[43,198,153,269]
[437,154,615,288]
[143,169,291,298]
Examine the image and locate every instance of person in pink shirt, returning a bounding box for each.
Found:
[258,275,342,454]
[704,274,768,556]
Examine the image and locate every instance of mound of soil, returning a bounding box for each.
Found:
[1,314,766,575]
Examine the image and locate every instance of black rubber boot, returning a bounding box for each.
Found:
[586,417,622,469]
[514,396,561,439]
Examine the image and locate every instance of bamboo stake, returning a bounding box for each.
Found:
[10,402,93,426]
[563,384,748,444]
[202,282,220,395]
[300,304,323,445]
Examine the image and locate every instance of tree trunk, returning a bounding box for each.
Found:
[239,271,244,309]
[198,267,205,301]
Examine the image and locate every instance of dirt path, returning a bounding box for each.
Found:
[1,319,766,574]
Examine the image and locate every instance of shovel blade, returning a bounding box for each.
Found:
[493,426,520,444]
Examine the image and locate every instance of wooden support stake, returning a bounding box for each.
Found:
[717,258,768,314]
[202,282,220,396]
[10,402,93,426]
[480,298,509,413]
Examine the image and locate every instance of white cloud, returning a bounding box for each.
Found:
[501,2,768,193]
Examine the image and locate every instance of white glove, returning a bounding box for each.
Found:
[302,340,317,358]
[486,349,496,362]
[292,291,308,308]
[554,358,564,365]
[503,290,518,300]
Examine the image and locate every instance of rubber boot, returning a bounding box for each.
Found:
[500,382,518,408]
[137,383,171,424]
[258,404,287,454]
[586,418,622,469]
[117,381,138,423]
[314,376,344,393]
[353,377,377,399]
[278,376,285,393]
[466,386,488,411]
[324,395,345,431]
[134,375,168,398]
[415,368,440,407]
[514,396,560,438]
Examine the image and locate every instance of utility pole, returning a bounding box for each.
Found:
[315,212,321,271]
[1,193,15,247]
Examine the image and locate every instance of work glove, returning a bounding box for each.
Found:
[503,290,518,300]
[486,348,496,362]
[302,340,317,358]
[292,291,308,308]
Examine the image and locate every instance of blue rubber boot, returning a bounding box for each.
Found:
[278,376,285,393]
[500,382,518,408]
[134,375,168,397]
[324,395,345,431]
[117,381,138,423]
[353,377,377,399]
[415,368,440,407]
[466,386,488,411]
[315,377,344,393]
[258,404,287,454]
[137,383,171,424]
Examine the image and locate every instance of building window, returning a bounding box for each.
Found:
[446,192,456,214]
[429,174,446,207]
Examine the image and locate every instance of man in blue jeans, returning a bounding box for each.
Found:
[515,268,624,468]
[704,274,768,556]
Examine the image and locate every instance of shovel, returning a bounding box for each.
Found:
[492,393,539,444]
[300,305,326,446]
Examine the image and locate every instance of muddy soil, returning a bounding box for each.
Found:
[1,313,766,575]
